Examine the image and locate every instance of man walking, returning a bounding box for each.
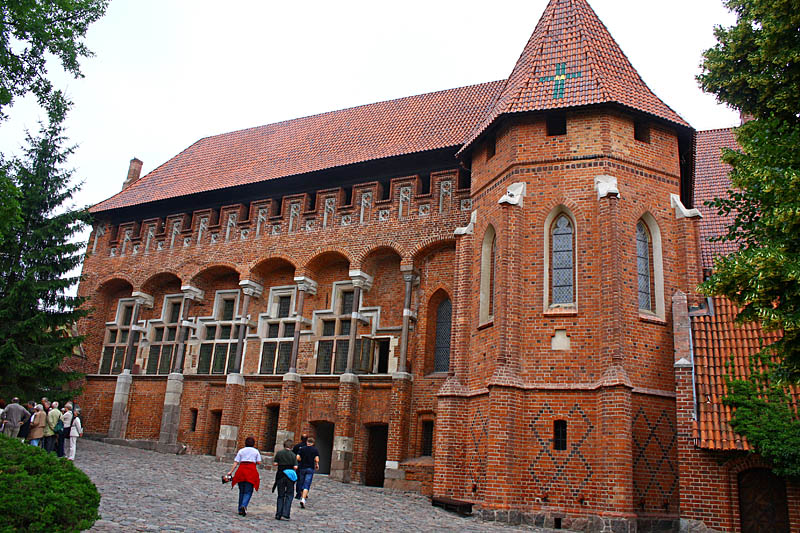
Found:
[1,398,29,439]
[44,401,61,452]
[292,433,308,500]
[296,436,320,509]
[272,439,297,521]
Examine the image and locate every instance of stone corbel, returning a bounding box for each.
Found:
[293,276,318,295]
[239,279,264,298]
[454,210,477,235]
[349,270,374,291]
[131,291,154,308]
[498,182,526,206]
[181,285,205,301]
[594,175,619,200]
[669,193,702,219]
[130,324,148,333]
[180,320,197,329]
[403,308,418,322]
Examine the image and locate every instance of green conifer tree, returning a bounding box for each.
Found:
[0,95,90,399]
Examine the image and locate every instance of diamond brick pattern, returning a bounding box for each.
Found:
[632,407,678,512]
[527,402,594,499]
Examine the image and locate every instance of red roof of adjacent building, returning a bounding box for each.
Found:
[690,297,792,451]
[694,128,740,270]
[461,0,690,152]
[90,81,504,213]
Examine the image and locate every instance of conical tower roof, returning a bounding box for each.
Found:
[461,0,690,152]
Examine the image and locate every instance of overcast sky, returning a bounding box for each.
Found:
[0,0,738,219]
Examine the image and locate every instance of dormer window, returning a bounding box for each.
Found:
[546,113,567,136]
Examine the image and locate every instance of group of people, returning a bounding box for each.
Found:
[225,433,320,520]
[0,397,83,460]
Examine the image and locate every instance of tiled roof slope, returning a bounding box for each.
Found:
[691,297,794,450]
[694,128,740,270]
[461,0,690,152]
[90,81,504,213]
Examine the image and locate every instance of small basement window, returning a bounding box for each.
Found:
[634,120,650,143]
[546,114,567,136]
[553,419,567,451]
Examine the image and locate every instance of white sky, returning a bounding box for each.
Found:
[0,0,738,220]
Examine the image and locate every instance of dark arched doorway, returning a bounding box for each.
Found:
[738,467,790,533]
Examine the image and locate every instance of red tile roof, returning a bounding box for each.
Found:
[90,81,504,213]
[694,128,740,270]
[461,0,690,152]
[690,297,790,451]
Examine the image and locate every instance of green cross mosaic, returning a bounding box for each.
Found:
[539,63,582,99]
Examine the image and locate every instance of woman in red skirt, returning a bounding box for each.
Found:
[226,436,262,516]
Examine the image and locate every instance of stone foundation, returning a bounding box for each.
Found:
[475,508,679,533]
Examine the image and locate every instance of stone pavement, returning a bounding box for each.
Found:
[76,439,554,532]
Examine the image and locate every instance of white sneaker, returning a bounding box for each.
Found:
[300,498,306,508]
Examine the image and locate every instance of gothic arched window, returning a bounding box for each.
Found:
[434,298,452,372]
[551,215,575,305]
[636,221,652,312]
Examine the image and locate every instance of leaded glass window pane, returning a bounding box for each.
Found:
[341,291,355,315]
[267,323,280,338]
[146,345,160,374]
[277,296,291,318]
[276,343,292,374]
[340,320,351,336]
[637,222,652,311]
[322,320,335,337]
[334,340,349,374]
[434,298,452,373]
[260,342,277,374]
[226,344,237,373]
[169,302,181,323]
[121,305,133,325]
[551,215,574,305]
[212,344,227,374]
[317,340,334,374]
[221,298,236,321]
[166,327,177,341]
[219,325,232,340]
[357,338,372,373]
[154,327,164,342]
[197,344,213,374]
[283,322,295,339]
[112,347,125,374]
[100,347,114,374]
[158,346,173,374]
[120,330,129,344]
[204,325,216,340]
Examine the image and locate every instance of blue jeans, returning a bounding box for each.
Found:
[237,482,253,510]
[295,469,305,498]
[29,438,40,447]
[276,476,293,518]
[299,467,315,491]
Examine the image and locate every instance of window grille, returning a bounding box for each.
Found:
[636,222,652,311]
[434,298,452,372]
[551,215,574,305]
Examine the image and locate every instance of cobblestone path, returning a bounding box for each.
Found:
[76,439,545,532]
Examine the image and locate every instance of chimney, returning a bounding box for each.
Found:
[122,157,143,190]
[739,111,755,125]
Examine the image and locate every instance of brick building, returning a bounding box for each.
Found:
[73,0,797,531]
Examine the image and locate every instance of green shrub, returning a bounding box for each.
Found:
[0,435,100,532]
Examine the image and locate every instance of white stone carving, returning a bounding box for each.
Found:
[110,247,117,257]
[91,225,106,254]
[240,229,249,240]
[210,233,219,244]
[305,219,315,231]
[198,217,208,244]
[272,224,280,235]
[170,221,181,248]
[461,199,472,211]
[594,175,620,200]
[455,210,477,235]
[294,276,319,295]
[132,244,140,255]
[225,213,238,242]
[183,237,191,247]
[349,270,374,291]
[499,182,526,206]
[323,197,335,228]
[121,229,132,255]
[341,214,352,226]
[378,209,389,221]
[256,208,268,237]
[399,186,412,219]
[240,279,264,298]
[439,180,452,213]
[157,241,164,251]
[289,202,301,233]
[419,204,430,216]
[670,193,702,219]
[360,191,372,224]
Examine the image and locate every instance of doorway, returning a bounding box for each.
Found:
[312,421,335,474]
[264,405,280,452]
[207,410,222,456]
[738,467,790,533]
[365,424,388,487]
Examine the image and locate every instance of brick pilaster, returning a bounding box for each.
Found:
[385,373,413,481]
[330,373,359,482]
[433,381,468,499]
[275,372,302,453]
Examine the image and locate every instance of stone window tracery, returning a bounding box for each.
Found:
[197,291,240,374]
[99,299,137,374]
[145,296,183,374]
[259,288,297,375]
[636,221,653,312]
[636,213,665,319]
[316,288,354,374]
[551,215,575,305]
[433,298,452,373]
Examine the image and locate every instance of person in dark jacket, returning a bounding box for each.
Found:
[272,439,298,520]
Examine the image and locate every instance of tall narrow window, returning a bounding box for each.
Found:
[551,215,574,305]
[480,225,497,323]
[421,420,434,456]
[197,293,240,375]
[260,289,296,375]
[553,420,567,451]
[433,298,452,373]
[100,300,138,375]
[636,222,652,311]
[146,297,182,375]
[315,289,355,375]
